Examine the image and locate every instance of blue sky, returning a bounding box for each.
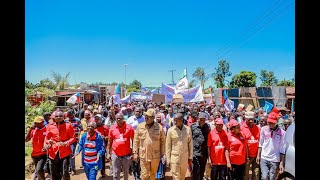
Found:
[26,0,295,88]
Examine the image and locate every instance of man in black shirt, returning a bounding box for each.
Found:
[190,112,211,180]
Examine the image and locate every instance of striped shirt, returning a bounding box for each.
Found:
[84,133,98,164]
[67,117,81,141]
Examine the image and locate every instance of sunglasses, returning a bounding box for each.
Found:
[55,115,63,118]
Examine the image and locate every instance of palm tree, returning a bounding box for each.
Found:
[51,71,70,90]
[192,67,208,89]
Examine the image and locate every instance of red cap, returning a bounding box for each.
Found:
[229,119,239,127]
[267,112,279,123]
[215,118,224,125]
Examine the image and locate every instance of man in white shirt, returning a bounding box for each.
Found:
[126,107,145,180]
[256,112,286,180]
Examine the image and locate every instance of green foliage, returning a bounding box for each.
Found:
[25,146,32,156]
[51,71,70,90]
[25,100,56,126]
[25,80,36,89]
[260,70,278,86]
[192,67,208,89]
[37,78,55,89]
[125,80,142,95]
[229,71,257,88]
[277,79,295,86]
[212,59,232,88]
[189,79,196,88]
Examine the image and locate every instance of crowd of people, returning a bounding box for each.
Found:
[25,99,295,180]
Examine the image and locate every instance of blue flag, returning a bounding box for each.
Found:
[114,84,121,94]
[263,101,274,113]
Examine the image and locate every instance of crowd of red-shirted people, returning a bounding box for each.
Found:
[26,99,294,180]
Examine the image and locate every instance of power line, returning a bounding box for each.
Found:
[202,0,294,71]
[187,0,294,75]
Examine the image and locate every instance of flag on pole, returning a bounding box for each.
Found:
[221,89,234,111]
[221,89,228,104]
[109,84,121,105]
[182,68,187,79]
[175,76,189,93]
[66,92,81,104]
[263,101,274,113]
[114,84,121,94]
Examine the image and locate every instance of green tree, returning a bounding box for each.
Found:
[277,79,295,86]
[37,78,55,89]
[260,70,278,86]
[189,79,196,88]
[125,80,142,95]
[229,71,257,88]
[211,59,232,88]
[25,80,35,89]
[192,67,208,89]
[51,71,70,90]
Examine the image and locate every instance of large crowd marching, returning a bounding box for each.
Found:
[26,98,294,180]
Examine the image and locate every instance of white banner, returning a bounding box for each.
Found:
[161,83,202,103]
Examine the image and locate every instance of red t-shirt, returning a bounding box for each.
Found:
[207,128,228,165]
[241,122,260,157]
[30,126,47,157]
[45,121,76,159]
[227,132,247,165]
[109,123,134,156]
[96,125,109,138]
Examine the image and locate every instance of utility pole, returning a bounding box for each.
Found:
[123,64,128,96]
[168,70,176,84]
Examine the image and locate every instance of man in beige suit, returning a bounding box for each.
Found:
[133,108,166,180]
[166,113,193,180]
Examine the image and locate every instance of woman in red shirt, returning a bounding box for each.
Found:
[227,120,249,180]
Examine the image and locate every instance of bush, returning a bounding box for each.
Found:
[25,146,32,156]
[25,100,56,127]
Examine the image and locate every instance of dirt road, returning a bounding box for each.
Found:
[26,155,192,180]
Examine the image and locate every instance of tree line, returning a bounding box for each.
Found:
[26,60,294,96]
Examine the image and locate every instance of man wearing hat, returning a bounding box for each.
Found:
[256,112,286,180]
[207,118,229,180]
[190,112,211,180]
[133,108,166,180]
[241,111,260,180]
[226,119,248,180]
[25,116,47,180]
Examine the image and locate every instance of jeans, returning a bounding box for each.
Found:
[111,153,132,180]
[260,158,279,180]
[69,141,77,171]
[244,157,260,180]
[131,160,141,180]
[192,155,207,180]
[211,165,227,180]
[32,154,47,180]
[84,163,98,180]
[49,152,71,180]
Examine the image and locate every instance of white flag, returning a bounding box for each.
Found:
[175,77,189,93]
[224,98,234,112]
[66,92,80,104]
